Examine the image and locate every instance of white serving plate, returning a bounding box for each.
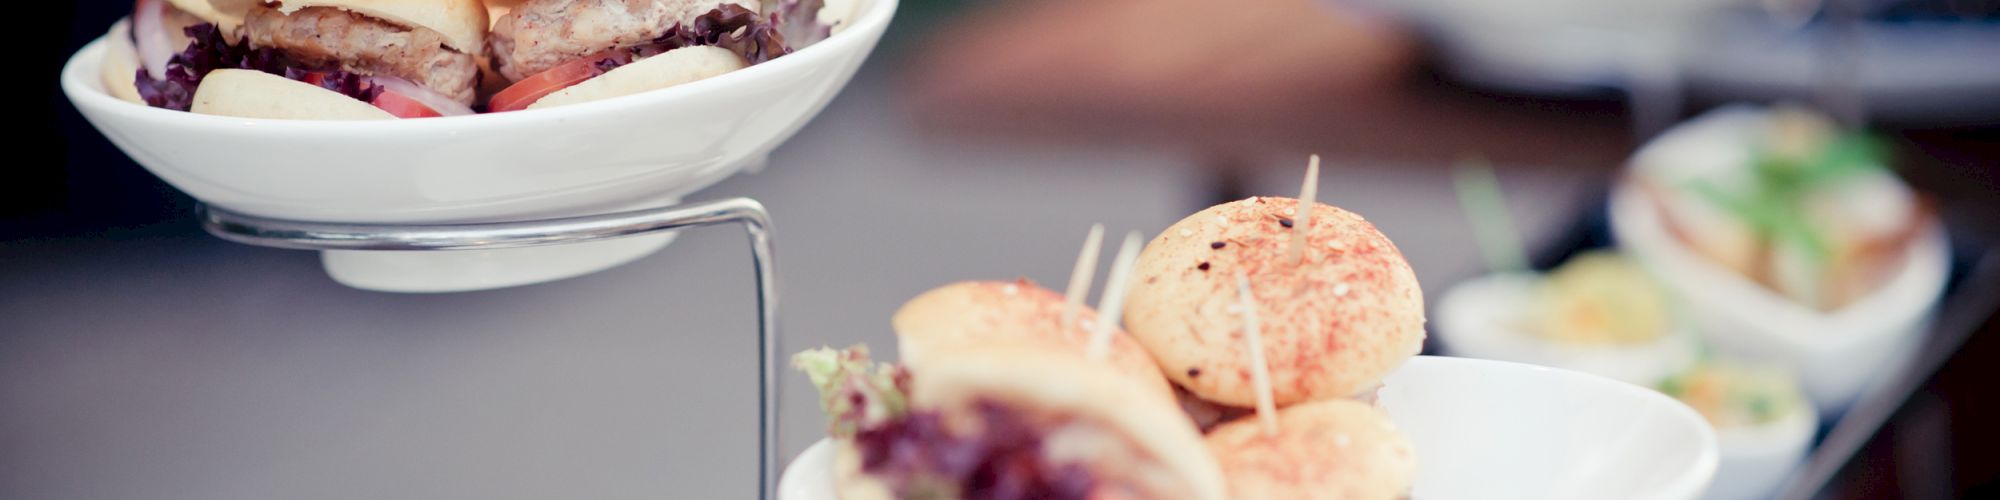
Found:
[779,356,1719,500]
[60,0,896,292]
[1608,183,1948,415]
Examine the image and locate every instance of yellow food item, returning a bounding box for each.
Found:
[1658,364,1803,427]
[1528,251,1671,344]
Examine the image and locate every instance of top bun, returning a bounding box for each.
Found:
[891,280,1174,401]
[209,0,487,53]
[171,0,245,32]
[1204,398,1417,500]
[911,346,1227,500]
[1124,197,1425,408]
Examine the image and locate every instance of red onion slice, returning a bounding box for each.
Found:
[366,76,474,116]
[132,0,173,79]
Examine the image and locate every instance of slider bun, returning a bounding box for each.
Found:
[189,69,394,120]
[172,0,245,32]
[830,441,894,500]
[1205,399,1417,500]
[527,46,746,110]
[209,0,487,53]
[1125,197,1425,407]
[892,280,1174,401]
[101,21,145,104]
[912,346,1227,500]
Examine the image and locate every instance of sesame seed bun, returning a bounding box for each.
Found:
[189,69,395,120]
[1205,399,1417,500]
[210,0,487,53]
[1124,197,1425,408]
[911,347,1228,500]
[891,280,1175,401]
[526,45,746,110]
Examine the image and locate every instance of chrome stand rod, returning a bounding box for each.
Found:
[198,199,783,499]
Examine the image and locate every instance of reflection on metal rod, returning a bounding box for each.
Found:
[198,199,783,499]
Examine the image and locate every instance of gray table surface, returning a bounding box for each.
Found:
[1,71,1605,499]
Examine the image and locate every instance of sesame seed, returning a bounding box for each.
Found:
[1334,283,1351,296]
[1279,219,1293,228]
[1210,241,1227,249]
[1214,215,1229,226]
[1179,228,1195,237]
[1197,262,1210,271]
[1187,367,1202,378]
[1002,284,1019,295]
[1283,207,1297,216]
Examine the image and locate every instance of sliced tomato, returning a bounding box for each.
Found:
[488,55,616,112]
[371,90,445,118]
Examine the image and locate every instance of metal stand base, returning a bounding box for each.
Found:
[198,198,781,499]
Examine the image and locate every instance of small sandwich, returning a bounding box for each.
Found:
[105,0,244,105]
[1204,399,1417,500]
[483,0,786,112]
[794,345,1227,500]
[173,0,486,119]
[1123,197,1427,425]
[891,280,1175,402]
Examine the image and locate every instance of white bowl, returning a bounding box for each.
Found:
[1706,406,1815,500]
[1436,272,1701,387]
[60,0,896,292]
[1609,184,1949,415]
[779,356,1719,500]
[1436,274,1816,500]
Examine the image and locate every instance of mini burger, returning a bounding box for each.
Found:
[890,280,1175,402]
[1205,399,1417,500]
[104,0,244,105]
[1123,197,1426,414]
[482,0,788,112]
[127,0,486,118]
[794,345,1227,500]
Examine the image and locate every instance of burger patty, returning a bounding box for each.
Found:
[488,0,756,81]
[242,6,479,104]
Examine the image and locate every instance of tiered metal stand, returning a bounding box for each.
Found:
[197,198,782,499]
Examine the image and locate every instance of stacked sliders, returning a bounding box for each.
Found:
[797,157,1425,500]
[102,0,857,119]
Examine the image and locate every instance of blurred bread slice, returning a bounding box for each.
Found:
[190,69,393,120]
[101,21,145,104]
[527,46,745,110]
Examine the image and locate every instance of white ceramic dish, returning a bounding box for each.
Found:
[779,356,1719,500]
[1705,406,1815,500]
[1609,184,1948,415]
[1436,274,1816,500]
[1436,272,1701,386]
[61,0,896,292]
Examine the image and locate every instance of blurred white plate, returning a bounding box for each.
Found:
[60,0,897,292]
[1609,183,1948,415]
[779,356,1719,500]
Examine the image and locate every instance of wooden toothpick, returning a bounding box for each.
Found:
[1087,231,1145,361]
[1062,224,1106,332]
[1236,270,1279,437]
[1287,155,1321,265]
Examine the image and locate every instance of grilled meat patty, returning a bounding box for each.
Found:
[487,0,757,82]
[242,5,480,104]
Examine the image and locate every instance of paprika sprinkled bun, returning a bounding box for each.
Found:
[1205,399,1417,500]
[1124,196,1425,408]
[892,280,1174,401]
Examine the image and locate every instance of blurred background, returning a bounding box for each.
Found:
[9,0,1999,499]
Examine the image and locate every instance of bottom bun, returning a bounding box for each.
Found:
[527,46,747,110]
[830,441,894,500]
[190,69,394,120]
[101,22,144,104]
